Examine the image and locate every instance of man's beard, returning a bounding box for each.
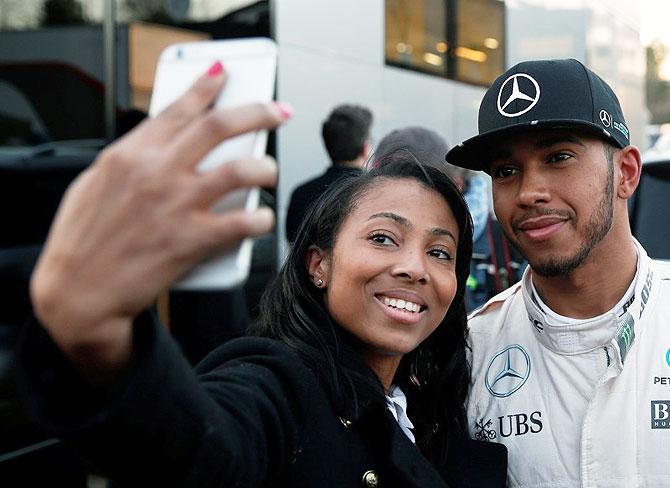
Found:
[511,165,614,278]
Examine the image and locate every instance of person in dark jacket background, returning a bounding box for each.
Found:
[18,68,506,487]
[285,103,372,243]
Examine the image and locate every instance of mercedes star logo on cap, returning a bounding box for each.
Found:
[599,109,612,128]
[485,344,531,397]
[497,73,541,118]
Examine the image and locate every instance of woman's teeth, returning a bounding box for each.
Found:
[382,296,421,313]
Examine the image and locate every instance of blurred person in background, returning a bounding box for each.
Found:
[285,103,372,243]
[370,126,490,239]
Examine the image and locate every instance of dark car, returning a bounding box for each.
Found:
[629,139,670,262]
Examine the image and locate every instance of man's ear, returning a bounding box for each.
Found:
[616,145,642,199]
[305,245,330,287]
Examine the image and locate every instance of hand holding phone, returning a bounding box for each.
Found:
[31,49,287,375]
[150,38,278,290]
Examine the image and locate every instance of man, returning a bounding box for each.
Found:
[285,104,372,243]
[446,58,670,487]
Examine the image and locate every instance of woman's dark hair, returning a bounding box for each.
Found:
[253,153,473,469]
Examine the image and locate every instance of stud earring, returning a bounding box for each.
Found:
[315,278,324,287]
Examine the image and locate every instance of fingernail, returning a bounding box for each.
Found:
[274,101,294,120]
[206,61,224,77]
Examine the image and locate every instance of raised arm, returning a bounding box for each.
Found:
[29,64,289,382]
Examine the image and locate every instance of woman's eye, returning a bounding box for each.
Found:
[369,233,395,246]
[429,248,453,261]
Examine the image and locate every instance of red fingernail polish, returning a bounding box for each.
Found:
[207,61,223,77]
[274,101,294,120]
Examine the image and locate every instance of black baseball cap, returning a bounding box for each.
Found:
[446,58,630,171]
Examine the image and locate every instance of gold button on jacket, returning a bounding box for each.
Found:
[362,469,379,487]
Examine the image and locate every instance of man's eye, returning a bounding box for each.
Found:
[492,166,518,179]
[548,152,572,163]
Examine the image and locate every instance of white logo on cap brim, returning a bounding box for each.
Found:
[599,109,612,128]
[497,73,541,118]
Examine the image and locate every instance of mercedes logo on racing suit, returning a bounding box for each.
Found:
[497,73,541,118]
[485,344,531,397]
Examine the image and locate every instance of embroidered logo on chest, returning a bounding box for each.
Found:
[485,344,531,397]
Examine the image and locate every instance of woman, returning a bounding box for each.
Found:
[18,66,506,486]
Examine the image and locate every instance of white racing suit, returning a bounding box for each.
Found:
[467,239,670,487]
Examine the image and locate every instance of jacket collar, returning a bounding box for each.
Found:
[522,238,653,360]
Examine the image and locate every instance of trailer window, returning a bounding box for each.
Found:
[385,0,505,86]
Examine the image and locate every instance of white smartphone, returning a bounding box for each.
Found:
[149,38,277,290]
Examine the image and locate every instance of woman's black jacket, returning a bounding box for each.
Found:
[17,313,506,487]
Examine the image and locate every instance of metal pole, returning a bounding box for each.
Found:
[103,0,117,141]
